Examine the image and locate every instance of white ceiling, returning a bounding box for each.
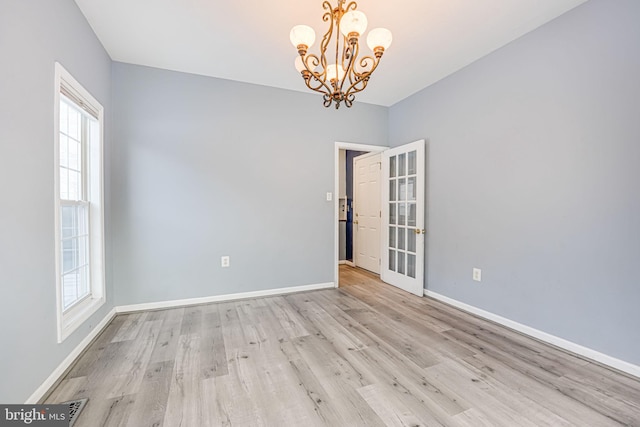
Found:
[74,0,587,107]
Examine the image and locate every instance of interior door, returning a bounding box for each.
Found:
[353,152,382,274]
[380,140,425,296]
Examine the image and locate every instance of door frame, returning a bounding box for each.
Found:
[334,141,388,287]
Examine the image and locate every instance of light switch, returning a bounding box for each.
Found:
[326,192,332,201]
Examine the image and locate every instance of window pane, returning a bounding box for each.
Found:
[60,202,90,310]
[389,203,396,225]
[398,203,406,226]
[398,227,405,250]
[79,204,89,235]
[408,230,416,253]
[62,238,77,273]
[389,226,396,249]
[407,177,416,201]
[398,178,406,201]
[407,254,416,278]
[67,170,83,201]
[60,168,69,199]
[62,273,78,310]
[60,102,68,135]
[68,105,81,139]
[389,249,396,272]
[60,135,69,168]
[408,151,416,175]
[398,252,405,275]
[89,118,99,145]
[389,179,396,201]
[68,139,80,171]
[61,206,76,238]
[77,265,90,299]
[389,156,396,178]
[78,235,89,267]
[398,153,406,176]
[408,203,416,227]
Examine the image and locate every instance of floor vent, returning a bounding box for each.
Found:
[61,398,88,426]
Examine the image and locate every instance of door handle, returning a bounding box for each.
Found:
[414,229,425,234]
[354,220,359,225]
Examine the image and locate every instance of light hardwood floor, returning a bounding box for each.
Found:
[45,265,640,426]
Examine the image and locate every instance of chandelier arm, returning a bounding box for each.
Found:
[345,1,358,13]
[320,2,334,59]
[343,39,360,90]
[339,38,349,93]
[317,1,336,89]
[300,54,334,94]
[306,77,331,95]
[352,55,378,79]
[344,92,355,108]
[344,55,379,96]
[334,9,341,84]
[305,74,330,93]
[345,77,369,97]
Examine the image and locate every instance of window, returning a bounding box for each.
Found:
[54,63,105,342]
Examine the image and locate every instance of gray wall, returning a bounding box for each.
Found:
[0,0,114,402]
[111,63,388,305]
[389,0,640,365]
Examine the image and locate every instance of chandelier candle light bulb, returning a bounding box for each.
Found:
[340,10,368,40]
[326,63,346,82]
[290,0,392,109]
[290,25,316,54]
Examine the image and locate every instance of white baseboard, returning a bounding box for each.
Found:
[338,260,347,265]
[26,307,117,404]
[346,261,355,267]
[115,282,335,314]
[424,290,640,379]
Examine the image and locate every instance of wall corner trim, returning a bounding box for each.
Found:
[115,282,335,314]
[424,289,640,379]
[26,307,118,404]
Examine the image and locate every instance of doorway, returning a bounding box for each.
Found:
[339,149,368,266]
[334,140,427,296]
[334,142,387,287]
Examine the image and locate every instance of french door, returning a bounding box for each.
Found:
[380,140,425,296]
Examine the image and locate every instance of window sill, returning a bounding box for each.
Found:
[57,296,105,343]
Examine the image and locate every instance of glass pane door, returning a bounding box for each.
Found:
[381,139,425,296]
[387,150,418,278]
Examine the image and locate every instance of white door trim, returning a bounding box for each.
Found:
[334,142,388,287]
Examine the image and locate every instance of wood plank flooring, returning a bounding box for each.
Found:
[45,265,640,426]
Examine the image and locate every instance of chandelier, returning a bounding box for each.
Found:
[290,1,392,109]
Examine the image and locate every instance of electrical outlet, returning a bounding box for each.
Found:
[472,268,482,282]
[221,256,230,268]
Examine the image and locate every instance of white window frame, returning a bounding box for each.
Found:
[54,62,106,343]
